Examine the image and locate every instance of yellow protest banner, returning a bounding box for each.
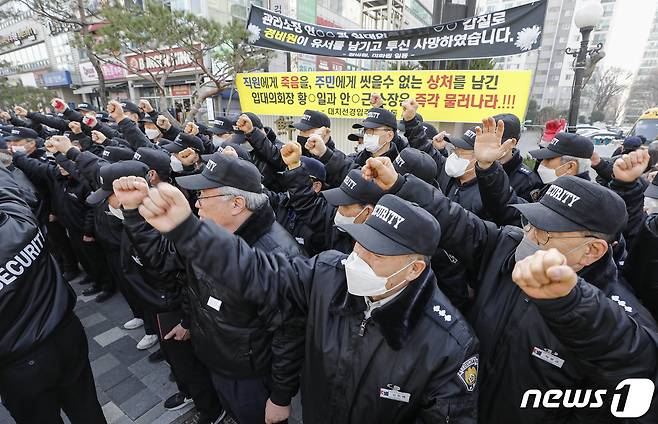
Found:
[235,70,533,123]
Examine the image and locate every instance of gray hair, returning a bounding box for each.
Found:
[218,186,268,211]
[560,155,591,174]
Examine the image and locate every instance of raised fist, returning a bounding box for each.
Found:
[107,100,125,122]
[613,148,650,183]
[178,147,198,167]
[281,141,302,169]
[304,134,326,157]
[362,157,398,191]
[236,114,254,135]
[512,248,577,299]
[156,115,171,130]
[51,98,67,113]
[91,130,106,145]
[184,122,199,136]
[401,99,419,122]
[138,99,154,113]
[68,121,82,134]
[14,106,27,117]
[370,93,384,108]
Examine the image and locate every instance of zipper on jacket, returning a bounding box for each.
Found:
[358,317,368,336]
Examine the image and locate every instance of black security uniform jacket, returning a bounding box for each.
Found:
[502,148,544,202]
[124,204,305,406]
[13,153,94,236]
[165,211,479,423]
[390,173,658,424]
[0,165,76,364]
[283,165,353,254]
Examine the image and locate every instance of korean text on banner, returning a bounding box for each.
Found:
[235,70,533,123]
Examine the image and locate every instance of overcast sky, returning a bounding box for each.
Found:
[602,0,657,73]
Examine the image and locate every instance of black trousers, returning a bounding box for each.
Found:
[155,311,222,421]
[46,220,79,274]
[0,315,106,424]
[67,230,114,292]
[210,372,281,424]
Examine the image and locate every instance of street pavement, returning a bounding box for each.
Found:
[0,274,303,424]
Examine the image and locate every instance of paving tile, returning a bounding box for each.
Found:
[107,336,149,366]
[96,365,132,391]
[80,312,107,328]
[94,327,128,348]
[91,353,121,378]
[128,355,164,379]
[105,376,146,405]
[120,388,161,421]
[102,401,125,424]
[134,403,166,424]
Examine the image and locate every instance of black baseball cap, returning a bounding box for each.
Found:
[86,160,149,206]
[301,156,326,182]
[493,113,521,142]
[348,130,364,142]
[201,142,251,161]
[339,194,441,256]
[624,136,642,150]
[5,127,39,141]
[291,109,331,131]
[352,108,397,130]
[96,112,112,122]
[529,132,594,160]
[322,169,384,206]
[119,101,143,117]
[393,148,437,185]
[421,123,439,141]
[75,102,97,112]
[133,147,170,174]
[451,127,477,150]
[102,146,136,163]
[645,176,658,199]
[209,117,234,135]
[512,176,627,235]
[164,133,204,153]
[176,153,262,193]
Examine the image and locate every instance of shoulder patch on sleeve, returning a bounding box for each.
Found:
[458,355,479,392]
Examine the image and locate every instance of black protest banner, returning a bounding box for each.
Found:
[246,0,547,61]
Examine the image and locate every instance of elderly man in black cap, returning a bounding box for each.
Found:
[289,109,335,154]
[116,152,306,424]
[208,116,234,148]
[305,107,403,188]
[163,133,205,174]
[133,173,479,423]
[364,154,658,423]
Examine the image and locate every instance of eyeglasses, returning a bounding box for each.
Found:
[364,128,392,135]
[521,216,596,246]
[195,192,234,203]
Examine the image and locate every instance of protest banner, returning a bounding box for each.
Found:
[236,70,533,122]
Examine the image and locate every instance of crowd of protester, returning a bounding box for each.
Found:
[1,93,657,424]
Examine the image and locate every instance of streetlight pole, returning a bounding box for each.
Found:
[567,27,593,133]
[565,1,604,133]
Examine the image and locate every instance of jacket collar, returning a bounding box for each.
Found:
[502,149,523,175]
[579,248,618,291]
[330,266,435,351]
[234,203,275,247]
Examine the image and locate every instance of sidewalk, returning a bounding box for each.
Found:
[0,275,302,424]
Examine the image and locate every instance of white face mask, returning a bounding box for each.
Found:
[333,206,367,230]
[10,145,26,153]
[145,128,160,140]
[363,134,382,153]
[212,135,228,148]
[444,152,472,178]
[645,197,658,214]
[108,204,124,220]
[344,252,414,297]
[537,164,559,184]
[170,155,183,172]
[355,142,366,153]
